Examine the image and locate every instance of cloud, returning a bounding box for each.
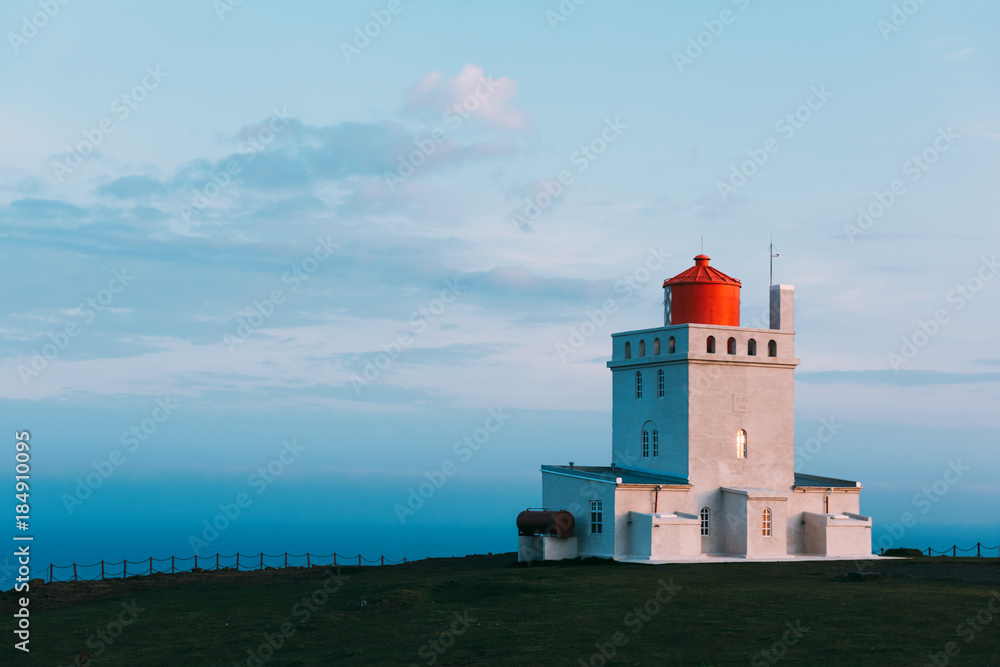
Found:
[797,369,1000,387]
[963,123,1000,140]
[1,198,87,227]
[96,175,168,200]
[404,64,529,131]
[460,266,610,305]
[346,342,515,368]
[943,47,975,61]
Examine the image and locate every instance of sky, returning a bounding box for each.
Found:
[1,1,998,581]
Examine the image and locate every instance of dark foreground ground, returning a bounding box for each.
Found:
[2,554,999,666]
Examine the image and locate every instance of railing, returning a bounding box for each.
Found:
[879,542,1000,557]
[32,552,409,584]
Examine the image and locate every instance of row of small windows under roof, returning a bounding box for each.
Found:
[624,337,674,359]
[625,336,776,358]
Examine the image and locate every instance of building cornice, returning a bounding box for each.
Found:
[607,355,800,370]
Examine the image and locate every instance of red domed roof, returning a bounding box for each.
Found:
[663,255,741,288]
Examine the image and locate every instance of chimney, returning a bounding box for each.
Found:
[769,285,794,331]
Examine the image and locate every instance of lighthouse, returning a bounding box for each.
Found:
[518,254,873,562]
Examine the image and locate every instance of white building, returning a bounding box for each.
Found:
[521,255,873,562]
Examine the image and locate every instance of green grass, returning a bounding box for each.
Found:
[3,555,999,665]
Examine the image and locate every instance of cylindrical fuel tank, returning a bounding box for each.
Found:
[516,509,575,538]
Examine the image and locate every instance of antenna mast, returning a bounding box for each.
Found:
[769,236,779,286]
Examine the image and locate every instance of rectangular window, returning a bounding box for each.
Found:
[652,431,659,457]
[641,431,649,458]
[590,500,603,535]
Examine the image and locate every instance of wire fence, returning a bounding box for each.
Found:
[22,543,999,583]
[879,542,1000,558]
[32,552,410,584]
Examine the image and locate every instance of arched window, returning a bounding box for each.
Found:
[768,340,777,357]
[651,429,659,457]
[747,338,757,356]
[635,371,642,399]
[762,508,772,537]
[641,429,649,457]
[700,507,710,537]
[706,336,716,354]
[653,338,660,356]
[736,429,747,458]
[638,340,646,357]
[668,336,675,354]
[727,337,736,355]
[657,369,665,397]
[624,341,631,359]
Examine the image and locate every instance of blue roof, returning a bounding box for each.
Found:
[794,473,861,488]
[541,465,689,486]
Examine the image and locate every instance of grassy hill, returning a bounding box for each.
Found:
[2,554,999,666]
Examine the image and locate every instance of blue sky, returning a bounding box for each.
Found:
[1,1,998,574]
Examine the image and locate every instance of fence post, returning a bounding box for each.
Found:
[101,560,105,581]
[216,554,220,571]
[404,557,407,564]
[236,553,240,571]
[926,547,930,556]
[953,545,957,557]
[879,548,883,555]
[123,560,127,579]
[73,563,77,581]
[195,554,198,570]
[381,555,384,566]
[284,552,288,569]
[171,556,175,574]
[359,554,362,567]
[260,553,264,570]
[307,553,310,568]
[333,553,337,567]
[150,556,153,576]
[977,542,981,557]
[49,563,53,583]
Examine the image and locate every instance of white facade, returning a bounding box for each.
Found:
[529,281,873,561]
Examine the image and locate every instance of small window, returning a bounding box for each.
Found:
[635,371,643,399]
[653,338,660,356]
[657,369,665,397]
[768,340,777,357]
[668,336,675,354]
[762,508,772,537]
[591,501,603,534]
[652,430,659,457]
[706,336,716,354]
[624,342,631,359]
[638,339,645,357]
[700,507,710,537]
[737,429,747,459]
[727,337,736,355]
[747,338,757,356]
[642,429,649,458]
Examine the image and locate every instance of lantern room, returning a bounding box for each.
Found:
[662,255,741,327]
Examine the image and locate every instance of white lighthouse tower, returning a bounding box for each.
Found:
[519,254,873,562]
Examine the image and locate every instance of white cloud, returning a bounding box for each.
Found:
[404,64,529,132]
[943,47,975,61]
